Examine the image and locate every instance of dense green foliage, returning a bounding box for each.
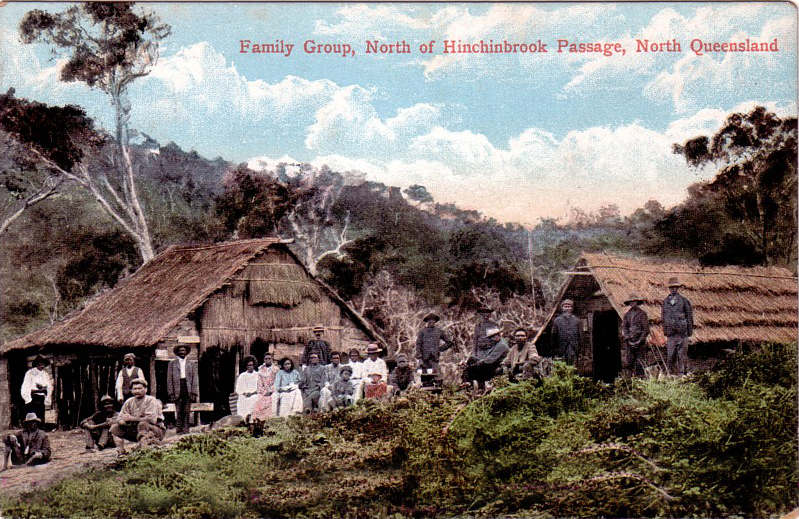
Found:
[4,344,795,518]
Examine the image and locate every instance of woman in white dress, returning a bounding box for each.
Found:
[275,358,303,416]
[235,356,260,419]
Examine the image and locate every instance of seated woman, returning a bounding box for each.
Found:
[275,358,303,417]
[235,356,260,420]
[252,352,278,420]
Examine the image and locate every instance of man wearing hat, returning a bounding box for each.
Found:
[167,345,199,434]
[302,326,332,366]
[622,295,650,378]
[415,313,454,372]
[2,412,51,470]
[20,354,53,422]
[463,327,509,391]
[111,379,166,454]
[362,343,388,399]
[552,300,581,366]
[80,395,119,452]
[662,278,694,376]
[116,353,145,403]
[473,307,499,354]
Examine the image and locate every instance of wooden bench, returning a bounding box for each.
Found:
[162,402,214,425]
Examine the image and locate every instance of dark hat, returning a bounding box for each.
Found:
[423,313,440,322]
[477,306,493,314]
[366,343,382,354]
[339,365,353,374]
[313,325,325,333]
[624,294,645,305]
[31,354,50,367]
[23,412,41,423]
[100,395,115,404]
[396,353,409,362]
[667,277,683,288]
[173,344,190,355]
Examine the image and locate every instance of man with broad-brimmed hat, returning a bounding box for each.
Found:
[362,343,388,399]
[463,326,510,392]
[622,294,650,378]
[80,395,119,452]
[662,277,693,376]
[116,353,145,402]
[167,344,199,434]
[111,378,165,454]
[415,312,454,372]
[473,306,499,354]
[552,299,581,366]
[302,325,332,366]
[2,412,51,470]
[20,354,53,422]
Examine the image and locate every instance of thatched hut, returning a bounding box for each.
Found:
[0,238,383,429]
[533,253,798,381]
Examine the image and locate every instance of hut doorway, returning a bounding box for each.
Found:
[592,311,622,382]
[199,346,236,420]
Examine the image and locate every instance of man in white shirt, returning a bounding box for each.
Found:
[346,348,365,402]
[20,355,53,422]
[166,345,199,434]
[116,353,145,402]
[362,344,389,400]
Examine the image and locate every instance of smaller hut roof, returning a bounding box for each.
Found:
[540,253,798,346]
[3,238,382,352]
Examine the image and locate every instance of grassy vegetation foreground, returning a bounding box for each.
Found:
[3,344,796,518]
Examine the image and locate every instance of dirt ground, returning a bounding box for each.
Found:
[0,428,186,500]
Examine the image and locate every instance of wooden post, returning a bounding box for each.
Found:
[149,353,157,397]
[0,356,10,430]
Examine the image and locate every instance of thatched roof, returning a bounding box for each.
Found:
[2,238,382,353]
[539,253,798,346]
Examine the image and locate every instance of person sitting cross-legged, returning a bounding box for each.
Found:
[80,394,119,452]
[110,379,166,455]
[2,413,51,471]
[331,365,356,409]
[388,354,416,396]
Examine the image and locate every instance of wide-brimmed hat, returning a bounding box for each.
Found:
[366,343,382,354]
[624,294,645,305]
[123,353,136,361]
[423,313,440,322]
[485,327,502,338]
[23,413,41,423]
[173,344,190,355]
[313,325,325,333]
[667,277,684,288]
[100,395,115,404]
[31,354,50,367]
[477,306,493,314]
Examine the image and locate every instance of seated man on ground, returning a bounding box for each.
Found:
[331,365,356,409]
[362,343,388,400]
[462,327,510,392]
[503,328,545,382]
[81,394,119,452]
[110,379,166,454]
[388,354,415,396]
[2,412,51,470]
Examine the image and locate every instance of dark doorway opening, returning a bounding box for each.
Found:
[592,311,622,382]
[199,346,236,420]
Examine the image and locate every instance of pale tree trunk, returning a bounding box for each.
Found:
[0,175,64,235]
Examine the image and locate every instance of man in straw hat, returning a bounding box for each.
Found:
[81,395,119,452]
[111,378,166,454]
[20,354,53,422]
[2,412,51,470]
[362,343,388,399]
[167,345,199,434]
[552,299,581,366]
[622,294,650,378]
[116,352,145,403]
[415,313,454,372]
[662,278,694,376]
[302,326,332,366]
[463,326,509,392]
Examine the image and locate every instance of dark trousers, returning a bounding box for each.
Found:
[627,343,645,378]
[27,393,46,423]
[463,361,502,386]
[176,379,191,432]
[666,335,689,376]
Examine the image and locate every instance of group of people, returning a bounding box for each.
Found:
[234,327,410,419]
[552,277,694,377]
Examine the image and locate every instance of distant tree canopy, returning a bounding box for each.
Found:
[671,107,797,266]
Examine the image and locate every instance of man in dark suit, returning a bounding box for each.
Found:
[167,345,199,434]
[662,278,694,376]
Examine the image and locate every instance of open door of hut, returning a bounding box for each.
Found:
[199,346,236,420]
[592,311,622,382]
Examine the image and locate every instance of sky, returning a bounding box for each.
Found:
[1,2,796,226]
